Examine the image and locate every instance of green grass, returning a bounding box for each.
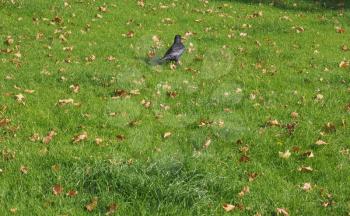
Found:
[0,0,349,215]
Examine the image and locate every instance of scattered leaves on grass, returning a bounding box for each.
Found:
[42,130,56,144]
[223,204,236,212]
[72,131,88,143]
[86,197,98,212]
[52,184,63,196]
[276,208,289,216]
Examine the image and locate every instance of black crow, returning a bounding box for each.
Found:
[160,35,185,64]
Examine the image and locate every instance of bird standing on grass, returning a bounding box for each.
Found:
[159,35,185,65]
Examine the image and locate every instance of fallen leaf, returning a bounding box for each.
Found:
[339,60,349,68]
[276,208,289,216]
[268,119,280,126]
[239,155,250,163]
[315,140,327,145]
[20,165,28,174]
[291,112,299,118]
[279,150,291,159]
[116,134,125,141]
[223,204,236,212]
[52,184,63,196]
[106,203,118,215]
[69,84,80,93]
[51,164,60,172]
[203,139,211,149]
[0,118,11,127]
[4,36,14,45]
[95,137,103,145]
[58,98,74,106]
[301,182,312,191]
[163,132,172,138]
[248,172,258,182]
[29,133,41,142]
[336,26,345,33]
[15,94,25,104]
[72,131,88,143]
[238,186,250,197]
[42,130,56,144]
[303,151,314,158]
[298,166,313,172]
[9,208,17,214]
[67,190,78,197]
[86,197,98,212]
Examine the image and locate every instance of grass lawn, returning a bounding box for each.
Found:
[0,0,349,215]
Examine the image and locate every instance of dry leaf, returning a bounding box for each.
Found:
[238,186,250,197]
[163,132,172,138]
[67,190,78,197]
[339,60,349,68]
[86,197,98,212]
[239,155,250,163]
[58,98,74,106]
[52,184,63,196]
[298,166,313,172]
[301,183,312,191]
[303,151,314,158]
[42,130,56,144]
[268,119,280,126]
[279,150,291,159]
[0,118,11,127]
[291,112,299,118]
[223,204,236,212]
[106,203,118,215]
[51,164,60,172]
[4,36,14,45]
[72,131,88,143]
[69,84,80,93]
[276,208,289,216]
[15,94,25,104]
[20,165,28,174]
[203,139,211,149]
[248,173,258,182]
[95,137,103,145]
[315,140,327,145]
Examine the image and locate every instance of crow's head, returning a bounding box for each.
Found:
[174,35,182,43]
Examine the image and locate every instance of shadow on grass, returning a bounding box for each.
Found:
[215,0,347,11]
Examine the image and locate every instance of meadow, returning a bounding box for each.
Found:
[0,0,349,215]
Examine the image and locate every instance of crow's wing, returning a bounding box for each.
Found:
[162,43,185,60]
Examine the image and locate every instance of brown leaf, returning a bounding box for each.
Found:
[69,84,80,93]
[106,203,118,215]
[20,165,28,174]
[276,208,289,216]
[95,137,103,145]
[339,60,349,68]
[42,130,56,144]
[72,131,88,143]
[116,134,125,141]
[223,204,236,212]
[203,138,211,149]
[29,133,41,142]
[15,94,25,104]
[336,26,345,33]
[268,119,280,126]
[4,36,14,45]
[279,150,291,159]
[51,164,60,172]
[315,140,327,146]
[0,118,11,127]
[67,190,78,197]
[248,172,258,182]
[298,166,313,173]
[301,182,312,191]
[52,184,63,196]
[290,111,299,118]
[86,197,98,212]
[239,155,250,163]
[303,151,314,158]
[163,132,172,138]
[238,186,250,197]
[58,98,74,106]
